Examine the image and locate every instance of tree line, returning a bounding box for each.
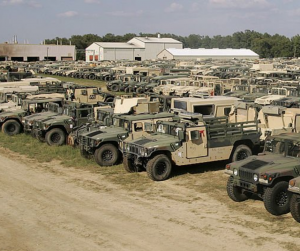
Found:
[45,30,300,60]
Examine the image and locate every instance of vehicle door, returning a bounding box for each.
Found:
[186,126,208,158]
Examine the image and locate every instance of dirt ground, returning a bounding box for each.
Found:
[1,148,300,251]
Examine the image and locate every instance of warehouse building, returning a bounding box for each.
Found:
[0,43,76,62]
[85,35,183,62]
[157,48,259,60]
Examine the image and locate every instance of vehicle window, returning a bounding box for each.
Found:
[194,105,214,115]
[134,122,143,132]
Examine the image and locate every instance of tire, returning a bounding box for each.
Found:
[123,156,141,172]
[124,87,131,93]
[263,181,291,216]
[111,85,119,92]
[290,194,300,223]
[94,144,119,166]
[45,128,66,146]
[2,120,22,136]
[89,75,95,80]
[231,144,252,162]
[146,154,172,181]
[226,176,249,202]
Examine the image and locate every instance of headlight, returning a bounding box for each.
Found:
[253,174,258,182]
[233,169,238,176]
[140,148,145,156]
[289,179,296,187]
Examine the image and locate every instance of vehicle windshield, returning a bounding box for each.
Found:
[48,103,59,113]
[271,88,287,95]
[264,139,285,154]
[113,118,130,130]
[156,123,183,136]
[63,106,75,117]
[264,138,300,157]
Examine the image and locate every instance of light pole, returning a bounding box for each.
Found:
[46,47,49,61]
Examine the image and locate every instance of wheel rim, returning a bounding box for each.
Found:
[51,133,61,143]
[236,150,248,161]
[275,191,288,207]
[155,161,167,176]
[7,124,16,132]
[102,150,113,162]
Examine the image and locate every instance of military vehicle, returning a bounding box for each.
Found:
[34,101,95,146]
[255,86,298,105]
[23,102,63,135]
[122,112,260,181]
[67,97,149,147]
[0,86,39,103]
[78,103,174,166]
[66,86,115,104]
[171,96,240,117]
[0,95,64,136]
[288,176,300,222]
[225,133,300,216]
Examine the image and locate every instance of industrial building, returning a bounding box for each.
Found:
[0,43,76,62]
[157,48,259,60]
[85,35,183,62]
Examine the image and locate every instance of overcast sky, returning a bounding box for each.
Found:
[1,0,300,44]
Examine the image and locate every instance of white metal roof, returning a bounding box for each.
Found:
[165,48,259,57]
[133,37,182,44]
[93,42,143,49]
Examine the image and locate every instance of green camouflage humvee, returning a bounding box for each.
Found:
[225,133,300,216]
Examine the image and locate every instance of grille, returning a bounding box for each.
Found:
[239,169,253,182]
[242,160,269,170]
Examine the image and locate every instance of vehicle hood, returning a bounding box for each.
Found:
[81,126,127,140]
[232,154,300,173]
[129,134,179,149]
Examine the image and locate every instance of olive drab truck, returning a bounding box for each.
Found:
[122,112,261,181]
[77,101,175,167]
[225,133,300,216]
[0,95,64,136]
[67,96,151,147]
[34,101,95,146]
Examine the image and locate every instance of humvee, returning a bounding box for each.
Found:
[78,102,175,166]
[171,96,240,118]
[67,97,150,146]
[0,95,64,136]
[122,112,260,181]
[34,101,95,146]
[225,133,300,216]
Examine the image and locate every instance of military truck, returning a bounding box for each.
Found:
[23,102,63,136]
[0,95,64,136]
[66,86,115,104]
[67,97,149,147]
[122,112,261,181]
[78,105,175,167]
[288,176,300,222]
[225,133,300,216]
[34,101,95,146]
[171,96,240,117]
